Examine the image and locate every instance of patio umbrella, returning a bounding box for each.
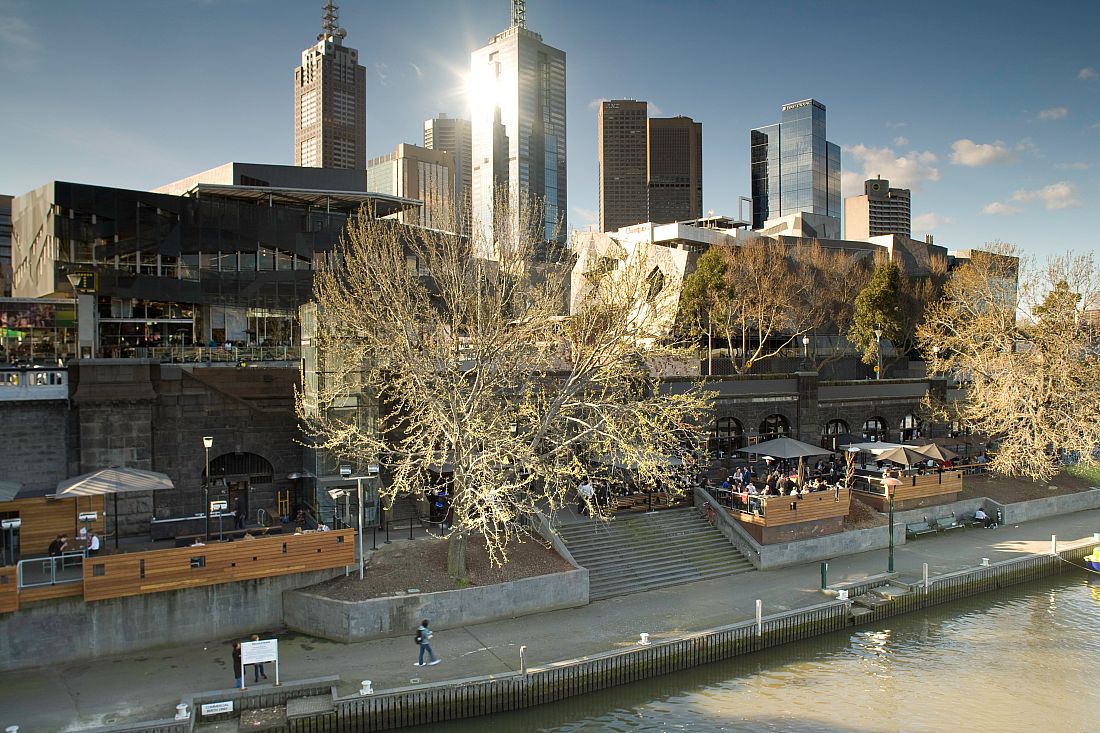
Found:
[909,443,959,462]
[57,466,175,549]
[874,446,928,467]
[739,437,834,460]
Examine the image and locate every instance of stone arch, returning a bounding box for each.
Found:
[899,414,922,441]
[711,416,745,455]
[758,414,791,441]
[821,419,850,449]
[862,416,889,442]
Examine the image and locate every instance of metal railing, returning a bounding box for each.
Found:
[0,367,69,401]
[138,345,300,363]
[16,552,85,589]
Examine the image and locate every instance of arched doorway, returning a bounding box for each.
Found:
[203,452,275,527]
[862,417,889,442]
[821,419,850,449]
[712,417,744,456]
[900,414,922,441]
[759,414,790,441]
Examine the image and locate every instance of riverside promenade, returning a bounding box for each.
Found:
[2,508,1099,732]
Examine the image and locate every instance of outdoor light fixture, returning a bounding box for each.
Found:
[202,436,214,540]
[874,329,883,380]
[339,465,353,478]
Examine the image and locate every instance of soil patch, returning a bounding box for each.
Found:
[844,496,887,530]
[312,534,576,601]
[960,470,1097,504]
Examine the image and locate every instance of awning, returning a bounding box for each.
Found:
[739,437,834,460]
[0,480,21,503]
[56,466,175,496]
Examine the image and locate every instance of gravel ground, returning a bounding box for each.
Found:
[312,533,576,601]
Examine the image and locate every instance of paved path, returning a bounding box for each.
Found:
[2,510,1098,732]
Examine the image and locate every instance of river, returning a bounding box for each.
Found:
[424,572,1100,732]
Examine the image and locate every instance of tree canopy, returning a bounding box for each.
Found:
[848,260,903,367]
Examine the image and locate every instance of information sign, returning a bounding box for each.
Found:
[201,701,234,716]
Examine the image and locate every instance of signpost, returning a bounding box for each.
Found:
[210,500,228,540]
[240,638,280,688]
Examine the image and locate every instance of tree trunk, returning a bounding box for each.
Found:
[447,529,468,580]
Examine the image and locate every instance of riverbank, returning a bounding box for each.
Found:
[1,509,1098,732]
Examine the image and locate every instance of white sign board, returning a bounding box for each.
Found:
[201,701,234,715]
[241,638,278,665]
[210,500,228,512]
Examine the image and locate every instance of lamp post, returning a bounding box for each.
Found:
[874,328,883,380]
[801,334,811,370]
[202,436,213,541]
[358,463,379,580]
[888,484,895,573]
[66,273,81,361]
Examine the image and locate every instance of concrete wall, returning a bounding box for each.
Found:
[284,568,590,643]
[0,568,342,672]
[0,400,74,491]
[999,489,1100,525]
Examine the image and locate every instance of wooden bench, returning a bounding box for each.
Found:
[174,526,282,547]
[905,520,936,538]
[932,514,963,532]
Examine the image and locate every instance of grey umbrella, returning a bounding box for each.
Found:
[739,437,835,460]
[909,443,959,462]
[875,446,929,466]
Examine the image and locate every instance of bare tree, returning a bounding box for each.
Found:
[917,245,1100,481]
[299,196,712,578]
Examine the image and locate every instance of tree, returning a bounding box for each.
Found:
[800,243,875,369]
[917,246,1100,481]
[298,196,712,579]
[848,260,903,367]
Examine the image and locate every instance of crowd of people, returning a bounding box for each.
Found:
[703,458,848,516]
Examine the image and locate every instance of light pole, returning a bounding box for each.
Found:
[888,484,895,573]
[801,334,811,370]
[202,436,213,541]
[66,273,82,361]
[358,463,379,580]
[874,328,883,380]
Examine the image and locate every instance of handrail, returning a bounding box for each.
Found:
[17,553,85,589]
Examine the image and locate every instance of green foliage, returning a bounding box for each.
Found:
[677,247,729,332]
[848,260,903,365]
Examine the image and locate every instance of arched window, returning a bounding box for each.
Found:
[645,267,665,303]
[759,414,790,441]
[204,452,275,483]
[711,417,744,455]
[900,414,922,441]
[862,417,888,442]
[821,419,849,449]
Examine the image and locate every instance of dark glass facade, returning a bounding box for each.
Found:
[750,100,841,229]
[0,194,11,297]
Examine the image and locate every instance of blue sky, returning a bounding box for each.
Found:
[1,0,1097,259]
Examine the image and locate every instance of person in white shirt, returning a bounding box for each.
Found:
[576,479,595,516]
[87,532,101,556]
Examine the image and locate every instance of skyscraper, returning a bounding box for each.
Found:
[469,1,567,245]
[367,144,455,230]
[424,114,472,234]
[294,2,367,169]
[647,116,702,225]
[750,99,841,236]
[844,176,912,239]
[598,100,648,232]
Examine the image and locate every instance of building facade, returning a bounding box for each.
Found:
[294,2,367,169]
[648,116,703,225]
[598,100,648,232]
[0,195,11,297]
[844,176,912,239]
[368,144,456,230]
[424,114,472,234]
[470,12,567,245]
[750,99,841,233]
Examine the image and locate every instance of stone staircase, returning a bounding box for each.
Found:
[556,507,755,601]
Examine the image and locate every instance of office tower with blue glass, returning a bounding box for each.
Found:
[750,99,841,239]
[469,1,567,246]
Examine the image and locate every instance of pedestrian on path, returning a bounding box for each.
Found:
[231,641,243,689]
[415,620,440,666]
[250,634,269,683]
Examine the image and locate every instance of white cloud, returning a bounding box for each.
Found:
[887,121,907,129]
[1038,107,1068,121]
[647,101,663,116]
[375,62,389,86]
[588,97,608,111]
[572,207,597,229]
[1011,181,1080,209]
[1079,67,1098,81]
[982,201,1021,215]
[0,11,38,68]
[1054,161,1090,171]
[409,62,423,80]
[841,144,939,196]
[950,139,1015,167]
[912,213,953,233]
[893,136,909,147]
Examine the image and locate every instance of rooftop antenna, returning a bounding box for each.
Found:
[319,1,347,42]
[512,0,526,28]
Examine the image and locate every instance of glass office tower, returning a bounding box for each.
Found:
[750,99,840,230]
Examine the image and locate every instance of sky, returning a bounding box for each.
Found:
[1,0,1098,260]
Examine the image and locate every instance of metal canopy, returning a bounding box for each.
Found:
[56,466,175,496]
[185,184,421,217]
[0,480,21,503]
[738,437,834,459]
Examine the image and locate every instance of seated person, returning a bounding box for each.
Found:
[48,534,67,557]
[974,507,996,528]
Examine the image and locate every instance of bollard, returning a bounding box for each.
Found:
[923,562,929,592]
[519,645,527,674]
[1094,532,1099,543]
[981,558,990,566]
[755,599,763,638]
[1051,534,1058,556]
[7,726,19,733]
[638,633,650,646]
[175,703,190,721]
[837,590,848,601]
[359,680,373,696]
[820,561,828,590]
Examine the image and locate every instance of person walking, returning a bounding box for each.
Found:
[233,497,245,530]
[231,641,243,689]
[415,619,440,666]
[249,634,269,683]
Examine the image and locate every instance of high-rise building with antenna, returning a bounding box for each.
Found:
[470,0,567,245]
[294,2,367,169]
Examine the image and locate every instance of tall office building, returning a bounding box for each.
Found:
[750,99,841,237]
[844,176,912,239]
[648,116,702,225]
[0,194,11,296]
[367,144,455,230]
[424,114,472,234]
[598,100,648,232]
[469,1,567,246]
[294,2,367,169]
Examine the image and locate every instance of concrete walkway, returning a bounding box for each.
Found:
[2,509,1099,732]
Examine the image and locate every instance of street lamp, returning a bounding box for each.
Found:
[883,476,901,573]
[874,329,883,380]
[66,273,82,361]
[202,436,213,540]
[359,463,379,580]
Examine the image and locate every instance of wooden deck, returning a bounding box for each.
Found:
[854,471,964,512]
[0,495,107,558]
[730,487,851,543]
